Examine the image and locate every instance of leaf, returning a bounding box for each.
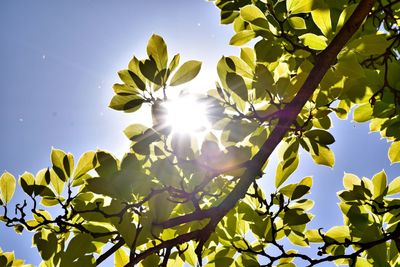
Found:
[311,9,331,36]
[73,151,96,180]
[348,34,389,56]
[229,30,256,46]
[123,124,149,141]
[139,59,160,85]
[170,60,202,86]
[286,0,314,14]
[311,145,335,167]
[304,129,335,145]
[51,148,68,181]
[343,173,360,190]
[372,170,387,197]
[240,47,255,68]
[389,141,400,164]
[388,176,400,195]
[0,172,16,204]
[353,103,373,122]
[288,17,306,30]
[299,33,327,50]
[276,155,299,188]
[19,172,35,196]
[147,34,168,70]
[325,226,350,243]
[115,248,129,267]
[336,53,365,79]
[240,5,265,21]
[226,72,248,101]
[109,95,145,113]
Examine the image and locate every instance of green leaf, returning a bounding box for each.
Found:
[226,72,248,101]
[240,5,265,21]
[389,141,400,164]
[170,60,202,86]
[372,170,387,197]
[336,53,365,79]
[299,33,327,50]
[288,17,306,30]
[109,95,145,113]
[286,0,314,14]
[276,154,299,188]
[73,151,96,180]
[123,124,149,141]
[112,83,139,96]
[343,173,360,190]
[115,248,129,267]
[147,34,168,70]
[311,9,331,36]
[240,47,255,69]
[311,145,335,167]
[139,59,159,84]
[353,104,373,122]
[139,254,160,267]
[0,172,16,204]
[19,172,35,196]
[304,129,335,145]
[348,34,389,56]
[325,226,350,243]
[387,176,400,195]
[51,148,69,181]
[229,30,256,46]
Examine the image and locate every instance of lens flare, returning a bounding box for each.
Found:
[163,96,210,134]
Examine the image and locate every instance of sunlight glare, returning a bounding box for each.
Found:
[164,96,210,134]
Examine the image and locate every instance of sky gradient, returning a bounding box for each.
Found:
[0,1,399,265]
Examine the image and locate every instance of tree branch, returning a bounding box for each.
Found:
[124,0,375,265]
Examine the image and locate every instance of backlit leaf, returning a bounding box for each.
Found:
[311,9,331,36]
[372,170,387,197]
[170,60,202,86]
[147,34,168,70]
[229,30,256,46]
[299,33,327,50]
[0,172,16,204]
[387,176,400,195]
[286,0,314,14]
[388,141,400,164]
[288,17,306,30]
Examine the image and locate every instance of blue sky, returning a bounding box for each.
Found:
[0,1,399,265]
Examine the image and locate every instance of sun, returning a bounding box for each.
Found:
[163,95,211,134]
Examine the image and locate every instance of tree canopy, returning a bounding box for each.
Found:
[1,0,400,266]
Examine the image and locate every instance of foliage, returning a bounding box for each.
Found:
[1,0,400,266]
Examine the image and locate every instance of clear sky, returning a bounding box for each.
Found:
[0,0,399,265]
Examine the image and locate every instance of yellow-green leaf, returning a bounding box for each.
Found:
[343,173,360,190]
[229,30,256,46]
[325,226,350,243]
[286,0,314,15]
[372,170,387,197]
[299,33,327,50]
[73,151,96,180]
[147,34,168,70]
[353,103,373,122]
[240,5,265,21]
[169,60,202,86]
[311,145,334,167]
[388,176,400,195]
[311,9,331,36]
[389,141,400,164]
[0,172,16,204]
[288,17,306,30]
[114,248,129,267]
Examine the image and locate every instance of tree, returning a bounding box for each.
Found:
[1,0,400,266]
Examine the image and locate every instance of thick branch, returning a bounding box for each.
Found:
[125,0,375,265]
